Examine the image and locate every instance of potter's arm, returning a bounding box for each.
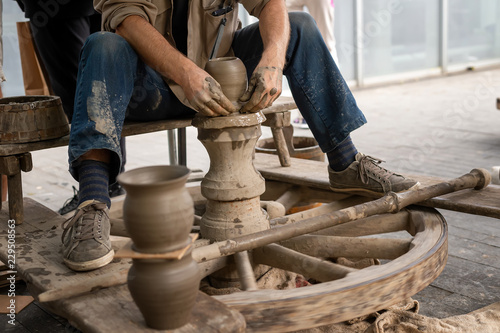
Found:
[115,15,235,116]
[240,0,290,113]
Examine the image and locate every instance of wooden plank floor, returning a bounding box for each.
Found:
[1,67,500,331]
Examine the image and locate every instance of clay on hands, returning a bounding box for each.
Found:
[188,76,237,117]
[239,66,283,113]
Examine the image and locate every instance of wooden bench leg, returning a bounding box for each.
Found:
[0,153,33,224]
[262,111,293,167]
[1,174,6,210]
[7,173,23,224]
[178,128,187,166]
[167,129,178,165]
[167,128,187,166]
[270,127,292,167]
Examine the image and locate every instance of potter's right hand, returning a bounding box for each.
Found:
[183,69,236,117]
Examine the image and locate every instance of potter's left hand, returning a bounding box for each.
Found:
[239,66,283,113]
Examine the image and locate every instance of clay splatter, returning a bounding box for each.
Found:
[87,80,119,142]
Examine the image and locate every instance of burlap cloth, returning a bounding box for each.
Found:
[295,301,500,333]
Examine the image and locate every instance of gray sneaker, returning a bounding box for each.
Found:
[61,201,114,271]
[329,153,419,197]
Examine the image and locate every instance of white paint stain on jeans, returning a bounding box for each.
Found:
[87,80,119,145]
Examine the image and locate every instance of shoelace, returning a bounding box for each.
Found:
[357,155,395,184]
[61,202,108,242]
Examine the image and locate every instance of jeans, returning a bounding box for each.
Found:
[68,12,366,183]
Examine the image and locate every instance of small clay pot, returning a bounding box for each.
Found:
[128,248,200,330]
[117,165,194,253]
[205,57,248,106]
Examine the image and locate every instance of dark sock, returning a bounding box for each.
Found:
[77,160,111,208]
[327,136,358,171]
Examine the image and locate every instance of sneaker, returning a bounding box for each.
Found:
[108,182,125,198]
[328,153,419,197]
[61,201,114,271]
[58,183,124,216]
[58,186,79,215]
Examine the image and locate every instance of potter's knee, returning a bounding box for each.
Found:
[288,12,320,38]
[83,32,132,59]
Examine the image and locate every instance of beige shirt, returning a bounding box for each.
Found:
[94,0,270,108]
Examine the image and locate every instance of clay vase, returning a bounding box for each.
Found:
[128,248,200,330]
[205,57,248,107]
[117,165,194,253]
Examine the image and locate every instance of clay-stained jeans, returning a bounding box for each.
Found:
[68,12,366,182]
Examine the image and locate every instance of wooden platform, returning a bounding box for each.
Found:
[0,155,499,331]
[0,198,245,332]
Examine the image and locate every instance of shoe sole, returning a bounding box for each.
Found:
[330,182,421,198]
[64,249,115,272]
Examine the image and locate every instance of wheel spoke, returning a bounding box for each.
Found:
[234,251,258,291]
[252,244,356,282]
[280,235,412,260]
[275,186,304,212]
[199,256,229,279]
[314,210,410,237]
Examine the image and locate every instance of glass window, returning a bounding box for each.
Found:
[362,0,440,78]
[448,0,500,65]
[2,1,26,97]
[335,0,356,80]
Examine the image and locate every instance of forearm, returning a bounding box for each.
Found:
[115,15,196,86]
[115,15,235,116]
[258,0,290,68]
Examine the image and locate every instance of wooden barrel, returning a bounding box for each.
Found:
[0,96,69,143]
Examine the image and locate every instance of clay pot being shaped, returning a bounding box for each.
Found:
[128,248,200,330]
[205,57,248,107]
[117,165,194,253]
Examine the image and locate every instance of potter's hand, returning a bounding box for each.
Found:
[239,66,283,113]
[185,70,236,117]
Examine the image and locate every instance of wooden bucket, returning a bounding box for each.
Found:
[0,96,69,143]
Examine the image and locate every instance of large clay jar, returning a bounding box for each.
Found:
[128,248,200,330]
[205,57,248,107]
[117,165,193,253]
